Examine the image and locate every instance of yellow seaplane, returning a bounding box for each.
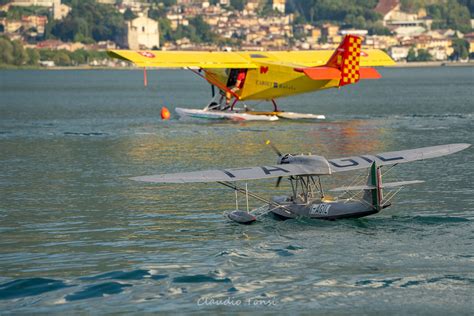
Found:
[108,35,395,121]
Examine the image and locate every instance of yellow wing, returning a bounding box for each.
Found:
[108,50,258,68]
[108,48,394,69]
[236,50,395,67]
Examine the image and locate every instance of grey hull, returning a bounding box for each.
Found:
[270,196,380,220]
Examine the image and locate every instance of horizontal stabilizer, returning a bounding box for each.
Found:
[295,67,341,80]
[298,66,381,81]
[330,180,424,192]
[359,67,381,79]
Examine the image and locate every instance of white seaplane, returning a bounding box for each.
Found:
[131,143,470,224]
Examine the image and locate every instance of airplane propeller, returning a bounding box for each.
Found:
[266,139,282,157]
[266,140,284,187]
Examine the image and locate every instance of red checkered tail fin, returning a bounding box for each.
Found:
[294,35,381,85]
[326,34,362,86]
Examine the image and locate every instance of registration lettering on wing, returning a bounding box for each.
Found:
[221,166,290,178]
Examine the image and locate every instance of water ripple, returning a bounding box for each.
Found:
[65,282,132,301]
[0,278,70,300]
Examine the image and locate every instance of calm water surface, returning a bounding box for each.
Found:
[0,67,473,314]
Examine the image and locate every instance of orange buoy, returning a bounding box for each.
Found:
[161,106,171,120]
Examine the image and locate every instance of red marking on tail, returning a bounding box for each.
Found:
[326,34,363,86]
[296,35,367,86]
[300,67,340,80]
[359,67,381,79]
[260,66,269,74]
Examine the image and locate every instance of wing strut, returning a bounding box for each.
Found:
[187,68,240,100]
[143,67,148,87]
[218,181,293,215]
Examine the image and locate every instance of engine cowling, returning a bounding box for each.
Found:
[277,154,332,175]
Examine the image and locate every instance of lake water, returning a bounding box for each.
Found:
[0,67,473,314]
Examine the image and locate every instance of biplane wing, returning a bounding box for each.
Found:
[328,143,471,173]
[130,163,331,184]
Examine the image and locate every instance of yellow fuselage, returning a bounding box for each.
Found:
[205,64,339,101]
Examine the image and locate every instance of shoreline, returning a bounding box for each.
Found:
[392,61,474,68]
[1,61,473,70]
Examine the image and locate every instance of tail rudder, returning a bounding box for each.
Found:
[296,34,382,83]
[363,162,383,211]
[326,34,362,87]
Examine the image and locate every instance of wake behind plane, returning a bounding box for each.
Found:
[108,35,395,121]
[130,143,470,224]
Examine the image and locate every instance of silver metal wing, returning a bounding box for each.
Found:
[131,163,331,184]
[130,143,469,184]
[328,143,470,173]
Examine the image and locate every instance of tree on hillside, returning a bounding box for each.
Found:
[189,16,215,43]
[149,0,177,6]
[417,49,432,61]
[294,0,379,23]
[407,47,433,62]
[288,0,390,34]
[53,51,71,66]
[427,0,471,33]
[230,0,245,11]
[0,36,36,66]
[450,38,470,60]
[12,40,28,65]
[0,37,14,64]
[123,8,136,21]
[26,48,40,65]
[49,0,126,43]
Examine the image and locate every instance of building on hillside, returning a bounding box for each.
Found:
[389,46,410,61]
[375,0,418,26]
[394,26,425,37]
[340,29,368,37]
[21,15,48,35]
[36,39,85,51]
[11,0,55,7]
[166,13,189,30]
[245,0,261,11]
[53,2,70,20]
[465,33,474,54]
[321,23,340,43]
[272,0,285,14]
[126,15,160,50]
[365,35,399,49]
[3,19,22,33]
[97,0,147,4]
[0,3,11,11]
